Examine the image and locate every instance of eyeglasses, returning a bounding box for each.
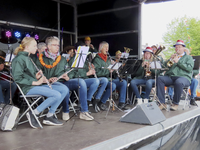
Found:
[51,44,60,47]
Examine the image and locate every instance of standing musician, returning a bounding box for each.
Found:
[0,50,17,104]
[92,41,128,110]
[84,36,98,53]
[157,40,194,111]
[12,37,68,128]
[130,47,161,104]
[36,37,94,121]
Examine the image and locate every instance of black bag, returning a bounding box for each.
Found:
[0,103,19,131]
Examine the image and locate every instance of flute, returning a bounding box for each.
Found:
[50,68,74,85]
[29,58,53,89]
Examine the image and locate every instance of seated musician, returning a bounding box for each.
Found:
[36,42,47,57]
[151,45,164,63]
[0,50,17,104]
[130,47,161,104]
[67,42,101,113]
[36,37,94,121]
[61,45,75,62]
[157,40,194,111]
[92,41,128,110]
[168,47,198,106]
[115,50,122,62]
[12,37,68,128]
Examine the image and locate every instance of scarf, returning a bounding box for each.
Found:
[44,49,60,61]
[98,53,107,62]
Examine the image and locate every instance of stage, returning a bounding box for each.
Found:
[0,101,200,150]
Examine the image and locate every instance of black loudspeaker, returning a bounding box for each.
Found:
[120,102,166,125]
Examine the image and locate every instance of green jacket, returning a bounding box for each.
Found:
[164,54,194,83]
[35,53,69,82]
[68,56,90,79]
[92,54,111,78]
[11,51,38,94]
[133,59,162,79]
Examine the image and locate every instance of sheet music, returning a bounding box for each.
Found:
[5,54,15,62]
[71,46,89,68]
[121,53,129,58]
[108,62,122,70]
[150,61,162,69]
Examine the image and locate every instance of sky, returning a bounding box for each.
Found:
[142,0,200,46]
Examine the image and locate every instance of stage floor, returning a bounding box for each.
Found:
[0,101,200,150]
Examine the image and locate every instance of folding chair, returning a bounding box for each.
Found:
[165,85,191,110]
[69,90,80,115]
[16,83,45,128]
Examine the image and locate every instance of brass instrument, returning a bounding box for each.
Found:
[167,53,177,67]
[124,47,132,53]
[155,45,165,55]
[143,60,151,77]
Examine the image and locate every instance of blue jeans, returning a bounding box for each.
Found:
[26,82,69,114]
[130,78,155,99]
[94,77,108,100]
[84,78,100,101]
[157,76,190,104]
[113,78,127,103]
[62,78,92,113]
[168,78,199,99]
[0,80,17,104]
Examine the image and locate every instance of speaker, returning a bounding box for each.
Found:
[120,102,166,125]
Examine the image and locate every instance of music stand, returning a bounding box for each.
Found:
[192,56,200,70]
[105,62,124,118]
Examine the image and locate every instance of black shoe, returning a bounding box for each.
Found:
[43,115,63,126]
[190,99,198,106]
[26,111,40,129]
[195,97,200,101]
[118,103,129,110]
[97,101,108,111]
[92,99,100,113]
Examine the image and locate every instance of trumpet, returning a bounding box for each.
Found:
[144,60,151,77]
[167,53,177,67]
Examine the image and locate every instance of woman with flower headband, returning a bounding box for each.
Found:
[36,37,95,121]
[12,37,69,129]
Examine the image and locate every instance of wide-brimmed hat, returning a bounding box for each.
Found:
[173,40,186,47]
[143,47,153,54]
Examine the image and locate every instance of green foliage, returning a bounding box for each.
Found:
[162,16,200,59]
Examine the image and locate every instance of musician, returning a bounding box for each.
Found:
[92,41,128,110]
[168,47,199,106]
[0,50,17,104]
[12,37,68,128]
[130,47,161,104]
[84,36,98,53]
[36,42,47,58]
[36,37,94,121]
[115,50,122,62]
[151,45,164,63]
[61,45,75,62]
[67,42,101,113]
[157,40,194,111]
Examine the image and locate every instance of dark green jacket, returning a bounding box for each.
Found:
[164,53,194,83]
[92,54,111,78]
[133,59,162,79]
[68,56,90,79]
[35,53,69,82]
[11,51,38,94]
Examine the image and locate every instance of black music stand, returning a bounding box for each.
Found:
[192,56,200,70]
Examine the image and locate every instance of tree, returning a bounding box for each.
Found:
[162,16,200,59]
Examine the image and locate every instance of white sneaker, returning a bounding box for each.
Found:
[143,98,149,103]
[80,112,94,121]
[62,112,70,121]
[137,98,143,105]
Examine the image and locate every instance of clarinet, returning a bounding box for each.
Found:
[30,58,53,89]
[88,61,97,78]
[107,52,123,82]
